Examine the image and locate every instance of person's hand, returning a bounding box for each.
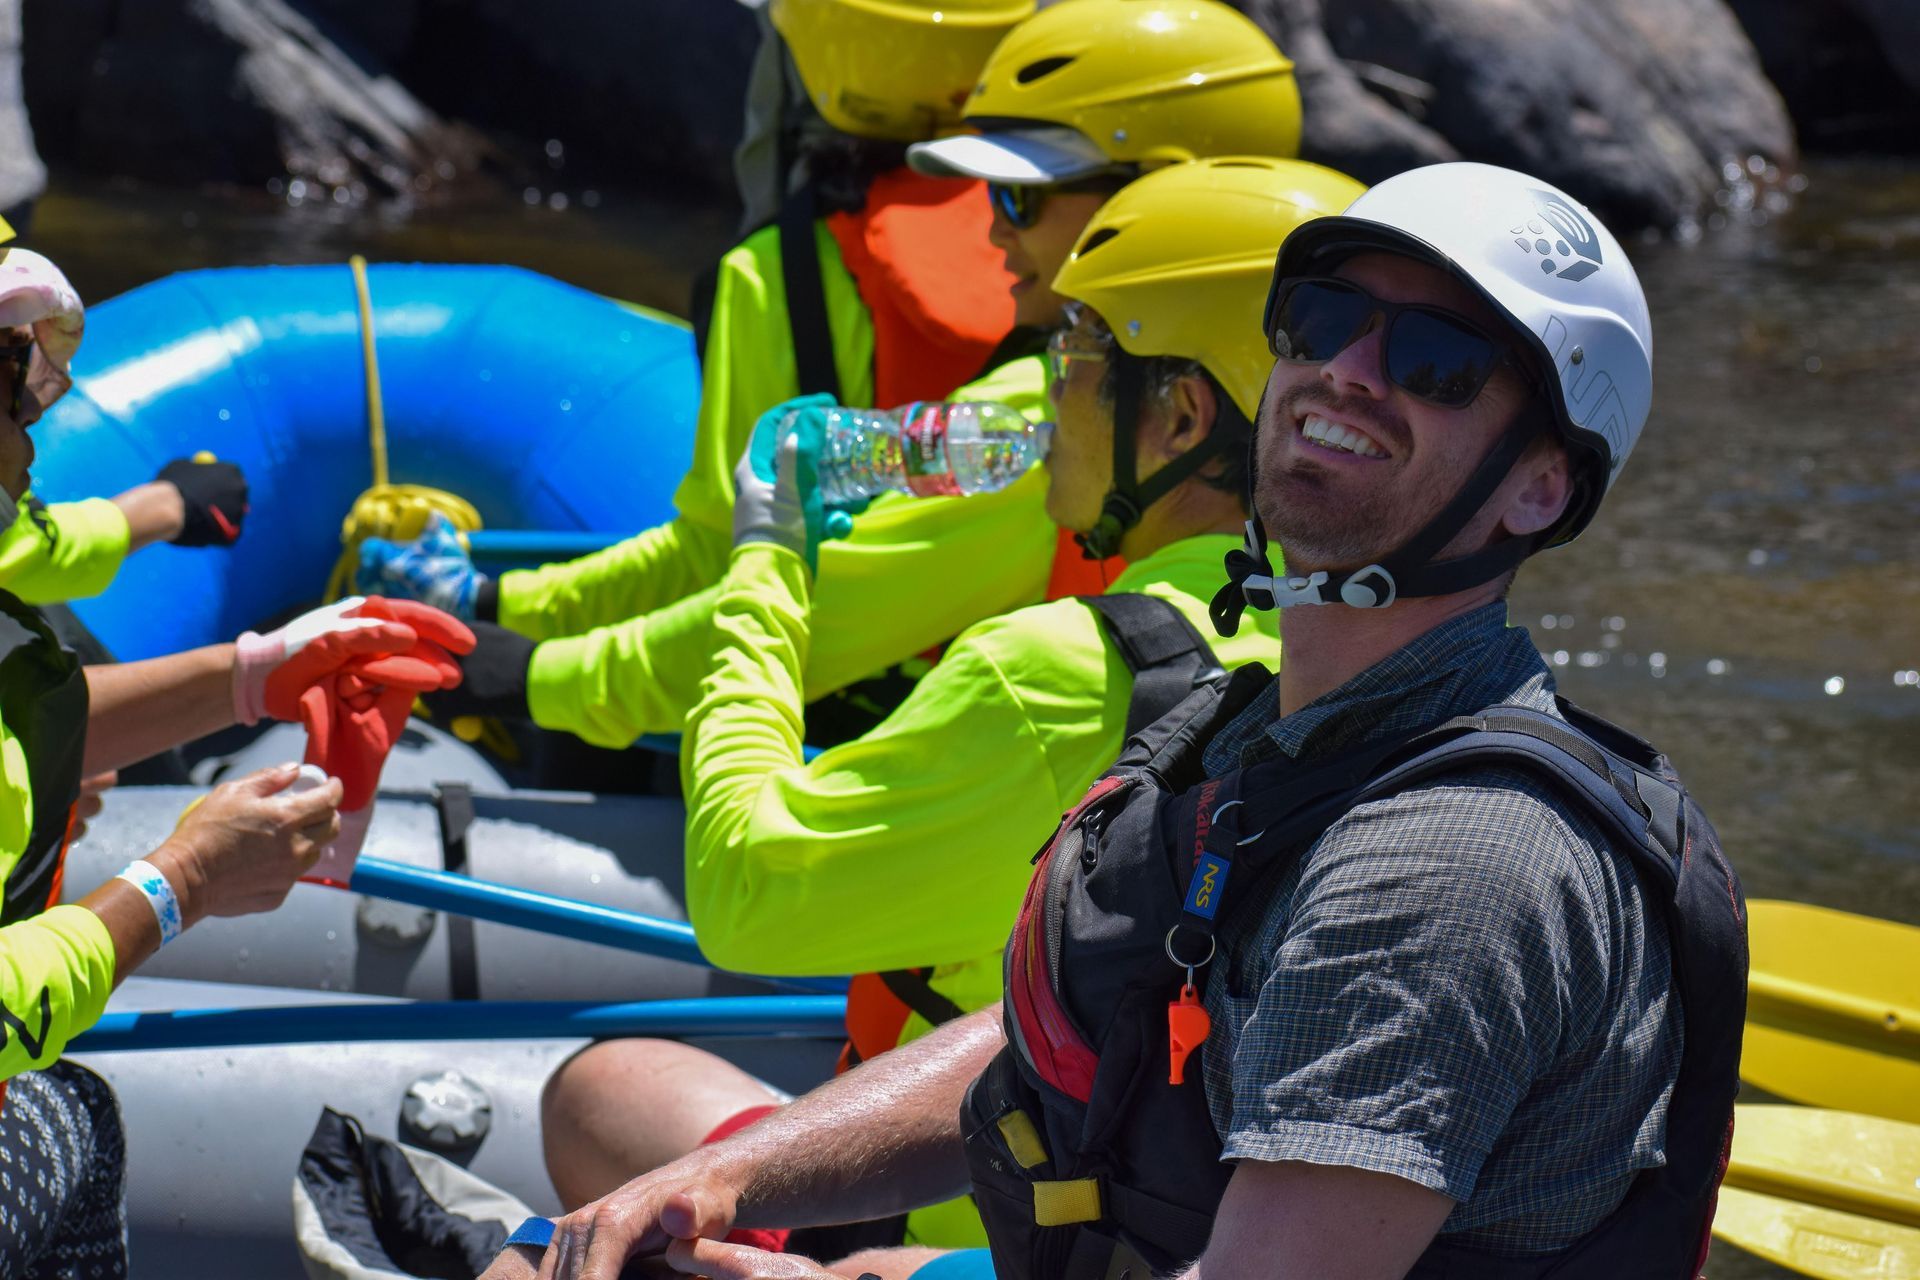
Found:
[72,770,116,843]
[418,621,534,721]
[355,512,486,620]
[537,1163,742,1280]
[230,597,422,726]
[663,1238,841,1279]
[158,456,249,546]
[734,395,858,573]
[151,764,342,923]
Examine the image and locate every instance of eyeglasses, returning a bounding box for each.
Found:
[988,174,1132,231]
[1046,326,1111,384]
[1,341,31,421]
[1264,276,1524,409]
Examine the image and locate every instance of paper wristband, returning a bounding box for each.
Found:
[116,859,183,945]
[504,1218,556,1249]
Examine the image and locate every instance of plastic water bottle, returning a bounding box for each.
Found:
[805,401,1051,505]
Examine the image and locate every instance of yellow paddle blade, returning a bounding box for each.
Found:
[1713,1106,1920,1280]
[1744,901,1920,1124]
[1714,1191,1920,1280]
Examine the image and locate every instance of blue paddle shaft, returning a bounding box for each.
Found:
[466,530,623,562]
[345,858,845,995]
[71,995,847,1052]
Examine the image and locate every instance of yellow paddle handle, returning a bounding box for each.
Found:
[1748,970,1920,1063]
[1723,1155,1920,1231]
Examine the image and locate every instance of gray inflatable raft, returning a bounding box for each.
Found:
[72,977,841,1279]
[60,723,771,1002]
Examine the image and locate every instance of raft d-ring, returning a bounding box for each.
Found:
[1165,925,1217,972]
[1209,797,1269,847]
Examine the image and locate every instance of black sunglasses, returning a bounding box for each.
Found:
[1,341,30,420]
[988,174,1132,231]
[1264,276,1526,410]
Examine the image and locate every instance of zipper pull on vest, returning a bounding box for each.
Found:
[1167,983,1211,1085]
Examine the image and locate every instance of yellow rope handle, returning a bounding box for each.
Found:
[326,256,485,602]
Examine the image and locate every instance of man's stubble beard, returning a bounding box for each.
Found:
[1254,381,1418,571]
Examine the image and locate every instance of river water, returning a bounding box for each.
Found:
[28,159,1920,1279]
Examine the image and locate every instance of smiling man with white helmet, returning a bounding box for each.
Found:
[502,163,1747,1280]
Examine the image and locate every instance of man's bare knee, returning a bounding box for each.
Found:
[541,1039,784,1210]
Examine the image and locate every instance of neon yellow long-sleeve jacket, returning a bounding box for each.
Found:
[504,354,1055,746]
[0,498,131,605]
[0,724,116,1081]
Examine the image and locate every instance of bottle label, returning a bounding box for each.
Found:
[899,404,962,499]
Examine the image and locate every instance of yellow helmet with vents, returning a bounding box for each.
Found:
[771,0,1036,141]
[909,0,1300,185]
[1053,156,1365,417]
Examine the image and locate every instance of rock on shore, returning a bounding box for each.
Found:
[11,0,1907,233]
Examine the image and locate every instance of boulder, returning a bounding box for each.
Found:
[1238,0,1796,230]
[0,0,45,221]
[22,0,488,202]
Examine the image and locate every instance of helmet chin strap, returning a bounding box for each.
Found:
[1075,358,1252,563]
[1210,411,1546,637]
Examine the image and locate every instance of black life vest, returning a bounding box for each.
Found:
[0,588,88,927]
[964,664,1747,1280]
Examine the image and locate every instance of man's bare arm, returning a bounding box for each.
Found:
[1176,1160,1455,1280]
[82,644,236,774]
[539,1008,1005,1280]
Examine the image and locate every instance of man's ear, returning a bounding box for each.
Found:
[1501,437,1574,539]
[1150,373,1219,464]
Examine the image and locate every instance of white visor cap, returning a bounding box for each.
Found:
[907,124,1114,185]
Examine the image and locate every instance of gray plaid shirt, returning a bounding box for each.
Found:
[1198,603,1681,1254]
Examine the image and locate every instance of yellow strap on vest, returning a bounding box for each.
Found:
[996,1111,1050,1170]
[1032,1178,1103,1227]
[324,254,484,603]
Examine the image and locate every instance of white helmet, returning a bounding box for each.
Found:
[1273,161,1651,545]
[1213,163,1654,628]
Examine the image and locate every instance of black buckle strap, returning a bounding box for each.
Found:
[435,782,479,1001]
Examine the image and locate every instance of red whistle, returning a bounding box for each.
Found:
[1167,983,1212,1085]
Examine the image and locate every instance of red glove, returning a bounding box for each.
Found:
[232,597,419,726]
[283,604,475,811]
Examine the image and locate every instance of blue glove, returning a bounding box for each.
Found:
[734,394,860,572]
[354,512,484,620]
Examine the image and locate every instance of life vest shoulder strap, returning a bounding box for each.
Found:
[778,184,842,402]
[1080,593,1225,742]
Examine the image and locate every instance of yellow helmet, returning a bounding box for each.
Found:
[908,0,1299,185]
[1053,156,1366,418]
[771,0,1036,142]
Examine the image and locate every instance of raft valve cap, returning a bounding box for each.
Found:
[401,1069,493,1153]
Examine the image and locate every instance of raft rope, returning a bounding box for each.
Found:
[329,255,514,760]
[323,254,484,603]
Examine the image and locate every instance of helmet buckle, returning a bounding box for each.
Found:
[1339,565,1397,609]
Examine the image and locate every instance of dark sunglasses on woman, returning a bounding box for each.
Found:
[988,174,1133,231]
[1264,276,1530,409]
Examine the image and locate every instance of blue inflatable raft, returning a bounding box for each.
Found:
[31,263,701,660]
